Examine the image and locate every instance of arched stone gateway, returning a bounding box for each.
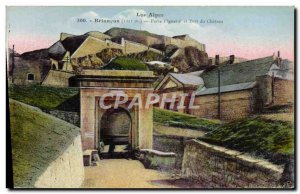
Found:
[100,107,132,157]
[76,70,157,158]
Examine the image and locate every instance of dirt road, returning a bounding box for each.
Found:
[82,159,208,189]
[82,159,180,188]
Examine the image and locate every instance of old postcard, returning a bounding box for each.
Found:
[6,6,295,189]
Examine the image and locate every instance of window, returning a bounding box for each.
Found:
[27,73,35,81]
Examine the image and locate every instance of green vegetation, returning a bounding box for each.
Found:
[154,124,205,138]
[127,50,164,62]
[202,116,294,163]
[153,108,221,131]
[8,84,79,110]
[9,100,79,187]
[8,84,294,165]
[102,57,149,71]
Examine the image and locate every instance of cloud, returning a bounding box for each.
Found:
[69,11,100,22]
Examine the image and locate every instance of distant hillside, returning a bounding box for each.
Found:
[13,27,210,75]
[105,27,210,72]
[105,27,164,47]
[169,46,209,73]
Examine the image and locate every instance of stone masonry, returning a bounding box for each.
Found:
[182,139,286,188]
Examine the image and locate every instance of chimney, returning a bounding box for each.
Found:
[121,37,125,46]
[215,55,219,66]
[208,58,213,66]
[277,51,282,68]
[272,52,276,60]
[229,55,235,64]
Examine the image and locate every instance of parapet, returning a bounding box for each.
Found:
[76,70,157,88]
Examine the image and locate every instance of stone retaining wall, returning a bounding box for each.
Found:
[153,135,187,169]
[34,134,85,188]
[47,110,80,127]
[182,139,286,188]
[138,149,176,171]
[42,70,75,87]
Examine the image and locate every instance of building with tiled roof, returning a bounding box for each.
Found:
[156,53,294,120]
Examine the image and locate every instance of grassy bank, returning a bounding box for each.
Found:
[9,99,79,187]
[201,116,294,164]
[153,108,221,131]
[8,84,79,110]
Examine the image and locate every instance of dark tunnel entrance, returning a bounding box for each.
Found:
[99,107,132,159]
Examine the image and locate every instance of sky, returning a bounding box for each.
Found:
[6,6,294,61]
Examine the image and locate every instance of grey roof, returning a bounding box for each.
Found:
[196,82,256,96]
[20,49,49,60]
[267,62,294,80]
[185,70,204,76]
[201,56,275,88]
[61,34,89,55]
[272,69,294,80]
[170,73,204,86]
[48,41,67,60]
[282,59,294,70]
[276,60,294,80]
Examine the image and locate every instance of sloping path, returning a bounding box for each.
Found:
[82,159,178,188]
[82,159,206,189]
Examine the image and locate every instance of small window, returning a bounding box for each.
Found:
[27,73,35,81]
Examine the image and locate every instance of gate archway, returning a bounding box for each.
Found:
[99,107,132,158]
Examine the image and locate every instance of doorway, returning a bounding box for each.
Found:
[99,107,132,158]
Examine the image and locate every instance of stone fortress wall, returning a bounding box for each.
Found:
[42,70,74,87]
[163,36,206,51]
[71,35,163,59]
[190,89,255,121]
[190,75,294,120]
[73,33,206,59]
[182,139,289,188]
[123,39,163,55]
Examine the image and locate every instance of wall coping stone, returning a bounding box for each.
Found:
[80,70,154,77]
[140,149,176,156]
[185,139,283,174]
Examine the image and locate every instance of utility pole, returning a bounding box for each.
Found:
[10,44,15,78]
[271,72,275,104]
[215,54,221,120]
[218,68,221,120]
